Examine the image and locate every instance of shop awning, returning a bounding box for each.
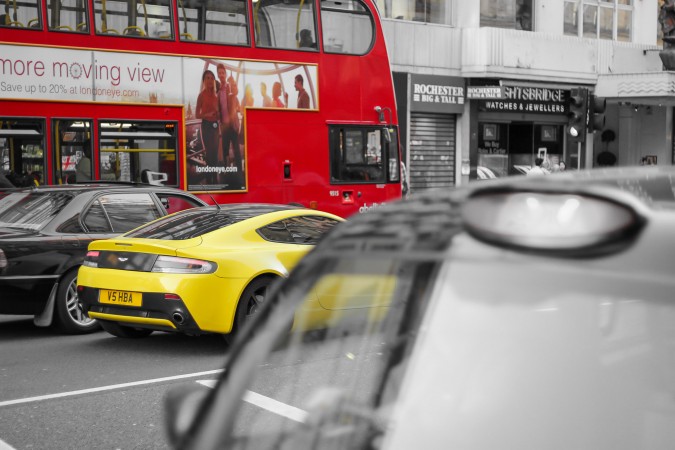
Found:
[595,71,675,105]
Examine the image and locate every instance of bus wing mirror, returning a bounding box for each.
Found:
[383,128,392,144]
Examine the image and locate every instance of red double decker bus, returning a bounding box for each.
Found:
[0,0,401,216]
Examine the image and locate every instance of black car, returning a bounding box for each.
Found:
[0,184,207,334]
[165,166,675,450]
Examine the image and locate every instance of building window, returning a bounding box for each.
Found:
[564,0,632,41]
[480,0,533,31]
[374,0,450,25]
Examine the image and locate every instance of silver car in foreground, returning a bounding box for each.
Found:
[166,166,675,450]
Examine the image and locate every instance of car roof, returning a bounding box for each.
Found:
[121,203,323,240]
[3,182,189,193]
[197,203,307,213]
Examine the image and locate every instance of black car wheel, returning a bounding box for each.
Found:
[231,276,277,336]
[99,320,154,338]
[52,269,100,335]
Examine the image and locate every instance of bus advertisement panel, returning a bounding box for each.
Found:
[1,44,318,193]
[0,0,400,218]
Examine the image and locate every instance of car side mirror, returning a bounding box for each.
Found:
[164,384,210,447]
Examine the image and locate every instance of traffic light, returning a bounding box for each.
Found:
[588,95,606,134]
[567,87,588,143]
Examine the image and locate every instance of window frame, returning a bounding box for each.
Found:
[0,0,41,29]
[329,125,400,185]
[321,0,375,55]
[82,192,162,233]
[373,0,451,25]
[97,120,179,186]
[93,0,174,40]
[52,118,93,185]
[257,216,341,244]
[564,0,632,41]
[177,0,250,46]
[0,118,46,187]
[479,0,534,31]
[47,0,90,33]
[253,0,319,51]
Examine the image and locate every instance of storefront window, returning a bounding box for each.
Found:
[477,122,565,179]
[480,0,533,31]
[374,0,450,25]
[477,122,509,179]
[565,0,632,41]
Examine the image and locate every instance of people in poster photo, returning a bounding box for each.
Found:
[184,58,317,191]
[195,69,220,185]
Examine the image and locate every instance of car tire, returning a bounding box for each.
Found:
[230,276,277,338]
[99,320,154,338]
[51,268,100,335]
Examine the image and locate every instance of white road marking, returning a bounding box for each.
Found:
[197,380,308,423]
[0,369,224,408]
[0,438,16,450]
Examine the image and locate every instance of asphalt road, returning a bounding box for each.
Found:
[0,315,230,450]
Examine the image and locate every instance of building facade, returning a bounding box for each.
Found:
[380,0,668,189]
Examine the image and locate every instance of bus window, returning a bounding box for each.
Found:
[330,126,399,184]
[177,0,249,45]
[98,121,178,185]
[53,119,92,184]
[47,0,89,32]
[0,119,45,187]
[321,0,374,55]
[1,0,41,28]
[253,0,318,51]
[94,0,173,39]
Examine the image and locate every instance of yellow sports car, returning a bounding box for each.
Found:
[77,204,343,338]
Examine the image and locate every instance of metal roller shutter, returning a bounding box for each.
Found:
[409,112,456,192]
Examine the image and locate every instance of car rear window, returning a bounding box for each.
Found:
[124,207,258,240]
[258,216,341,244]
[83,193,163,233]
[0,191,75,231]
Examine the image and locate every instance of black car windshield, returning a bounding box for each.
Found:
[0,191,75,231]
[125,205,287,240]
